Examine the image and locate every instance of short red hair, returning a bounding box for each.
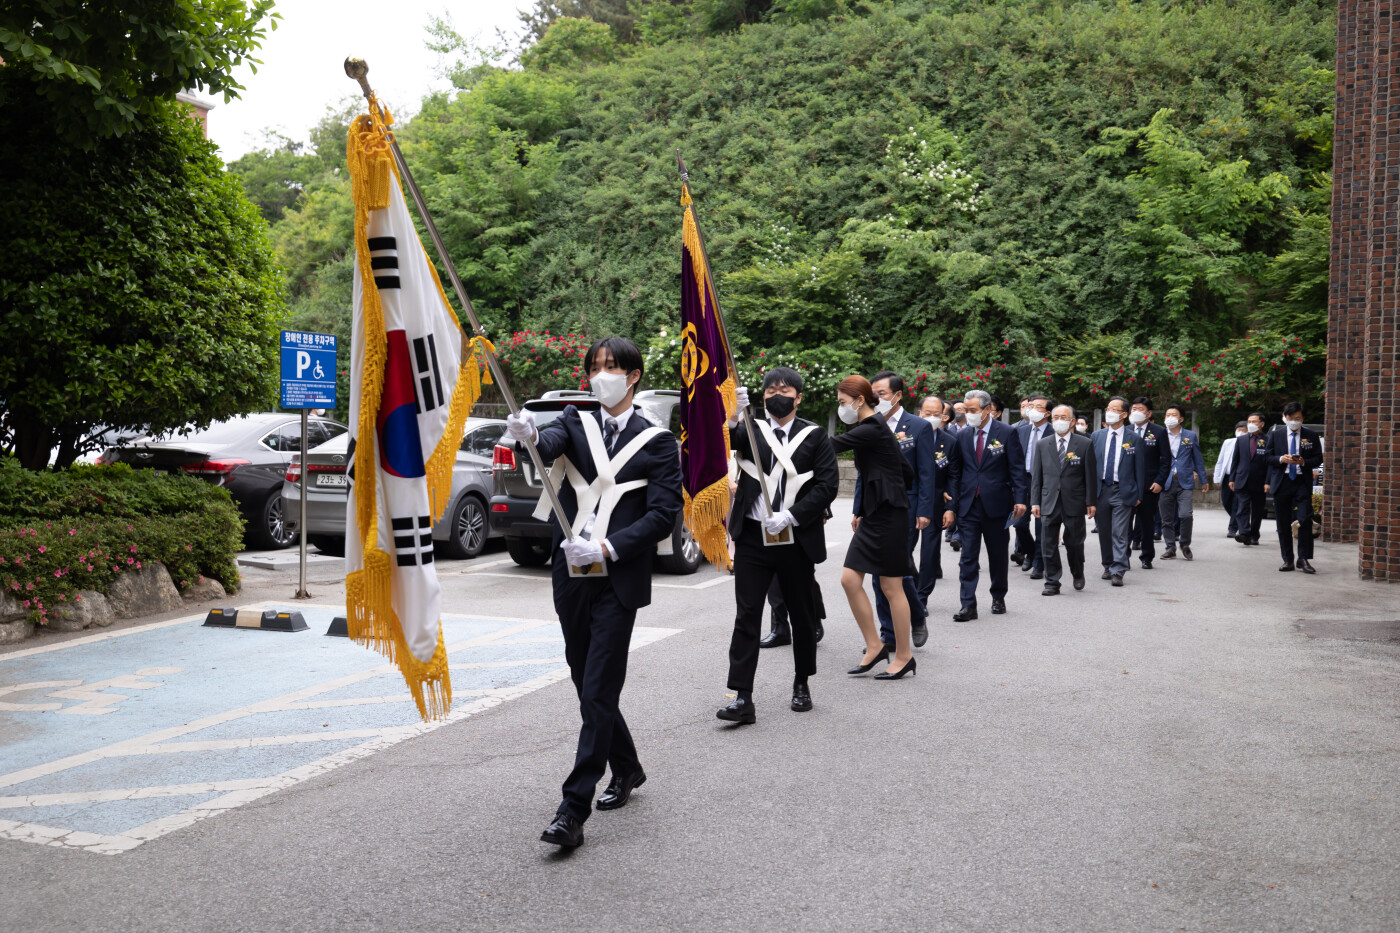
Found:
[837,375,874,407]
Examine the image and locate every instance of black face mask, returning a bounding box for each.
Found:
[764,394,796,419]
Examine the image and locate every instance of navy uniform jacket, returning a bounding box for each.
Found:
[853,410,936,521]
[1133,421,1172,490]
[1091,426,1149,505]
[1265,426,1323,488]
[947,419,1028,521]
[730,417,840,565]
[532,405,683,610]
[1229,431,1270,493]
[931,426,958,516]
[1163,429,1208,490]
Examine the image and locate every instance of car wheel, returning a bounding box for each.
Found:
[248,492,297,550]
[657,515,703,575]
[308,534,346,557]
[506,536,551,567]
[442,495,488,560]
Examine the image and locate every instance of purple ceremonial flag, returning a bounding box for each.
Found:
[678,181,735,570]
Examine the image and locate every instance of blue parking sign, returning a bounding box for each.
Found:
[280,331,338,409]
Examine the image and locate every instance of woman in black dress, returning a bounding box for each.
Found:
[830,375,917,680]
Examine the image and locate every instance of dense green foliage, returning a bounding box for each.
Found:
[235,0,1334,432]
[0,104,287,469]
[0,0,278,145]
[0,460,244,626]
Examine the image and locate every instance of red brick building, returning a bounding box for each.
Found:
[1329,0,1400,581]
[175,92,213,138]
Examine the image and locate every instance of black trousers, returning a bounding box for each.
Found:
[957,497,1010,608]
[1040,510,1086,586]
[768,575,826,630]
[1133,491,1161,560]
[1221,485,1237,533]
[555,577,640,822]
[1233,486,1266,542]
[1272,476,1315,561]
[728,519,819,692]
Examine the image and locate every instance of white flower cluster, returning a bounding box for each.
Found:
[885,128,985,215]
[755,222,797,269]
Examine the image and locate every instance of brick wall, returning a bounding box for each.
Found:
[1331,0,1400,581]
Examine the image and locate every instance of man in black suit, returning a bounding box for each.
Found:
[1013,394,1053,578]
[1127,397,1171,569]
[1229,412,1269,546]
[718,367,839,723]
[947,389,1028,620]
[1091,396,1147,586]
[1031,404,1099,594]
[917,395,958,607]
[506,337,682,849]
[1265,401,1324,573]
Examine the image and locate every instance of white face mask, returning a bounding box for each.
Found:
[1019,408,1030,420]
[1246,422,1260,434]
[1164,416,1180,428]
[1105,411,1122,425]
[1051,419,1072,435]
[1236,430,1246,437]
[837,404,860,425]
[875,398,893,416]
[1028,409,1046,424]
[924,416,940,429]
[590,370,632,408]
[964,411,984,428]
[1075,424,1088,434]
[1285,419,1302,432]
[1129,410,1148,425]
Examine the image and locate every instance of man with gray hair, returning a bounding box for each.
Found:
[1030,404,1098,593]
[948,389,1028,620]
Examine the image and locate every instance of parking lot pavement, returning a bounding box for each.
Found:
[0,603,677,855]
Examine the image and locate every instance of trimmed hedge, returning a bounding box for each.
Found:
[0,459,243,626]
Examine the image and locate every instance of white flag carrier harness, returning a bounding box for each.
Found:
[737,420,818,512]
[532,412,667,545]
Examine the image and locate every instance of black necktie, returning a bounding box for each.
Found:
[772,427,786,506]
[603,417,617,453]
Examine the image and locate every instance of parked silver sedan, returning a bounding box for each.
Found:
[283,417,507,560]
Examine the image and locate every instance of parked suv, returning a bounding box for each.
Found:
[489,389,702,573]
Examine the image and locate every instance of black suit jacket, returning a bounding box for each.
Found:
[931,427,958,515]
[1134,421,1172,489]
[533,405,683,610]
[1229,431,1269,493]
[1265,426,1323,488]
[731,417,840,564]
[1030,432,1098,519]
[831,417,915,518]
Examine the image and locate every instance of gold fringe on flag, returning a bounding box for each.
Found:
[343,102,489,721]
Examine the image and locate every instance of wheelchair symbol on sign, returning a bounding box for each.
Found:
[0,667,181,715]
[313,360,325,380]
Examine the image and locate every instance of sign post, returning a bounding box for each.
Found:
[280,331,338,599]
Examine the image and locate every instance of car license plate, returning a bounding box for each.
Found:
[316,474,347,487]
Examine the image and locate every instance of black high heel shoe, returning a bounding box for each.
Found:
[874,656,917,680]
[847,645,890,675]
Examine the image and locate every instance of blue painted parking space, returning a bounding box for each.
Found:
[0,606,677,854]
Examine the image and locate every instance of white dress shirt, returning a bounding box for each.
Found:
[1214,436,1238,484]
[884,407,903,432]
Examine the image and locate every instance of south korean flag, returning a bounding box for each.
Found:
[345,127,467,718]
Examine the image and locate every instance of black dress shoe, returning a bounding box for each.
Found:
[1298,559,1315,574]
[1073,575,1086,591]
[990,599,1006,614]
[1010,550,1025,565]
[847,646,890,674]
[874,656,916,680]
[1278,562,1296,572]
[758,628,791,649]
[1111,574,1124,587]
[1236,534,1250,544]
[716,695,757,723]
[952,607,978,622]
[1226,529,1238,538]
[949,538,962,551]
[1020,558,1034,572]
[1181,545,1193,561]
[1029,568,1044,580]
[1154,533,1162,541]
[1101,569,1112,580]
[912,623,929,648]
[1161,548,1177,560]
[813,621,825,643]
[1041,584,1060,596]
[540,812,584,848]
[1140,559,1153,570]
[791,681,812,712]
[596,770,646,810]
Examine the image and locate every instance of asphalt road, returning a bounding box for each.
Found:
[3,503,1398,932]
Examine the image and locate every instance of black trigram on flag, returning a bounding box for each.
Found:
[367,236,399,291]
[392,515,434,567]
[412,335,445,413]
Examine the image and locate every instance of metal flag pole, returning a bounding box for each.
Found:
[343,58,589,569]
[676,153,790,546]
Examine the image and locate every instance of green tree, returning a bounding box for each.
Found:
[0,105,286,469]
[0,0,279,145]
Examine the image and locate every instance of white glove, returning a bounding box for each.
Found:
[562,535,605,567]
[763,509,796,536]
[729,386,751,427]
[505,409,537,443]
